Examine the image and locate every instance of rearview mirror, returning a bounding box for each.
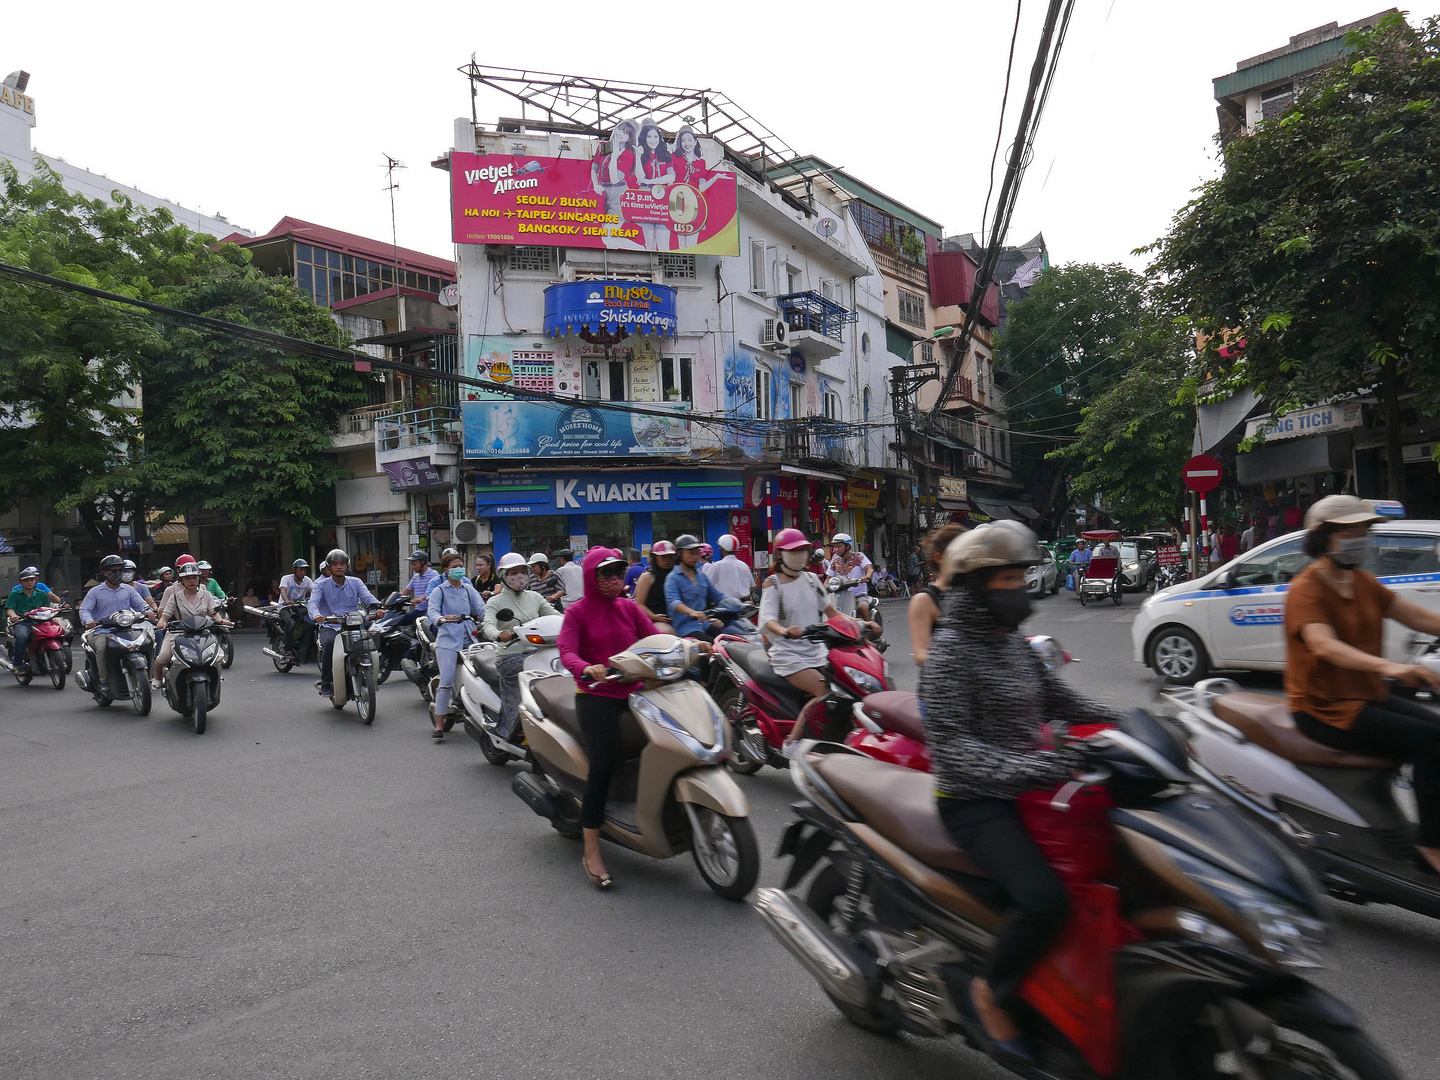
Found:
[1214,570,1235,590]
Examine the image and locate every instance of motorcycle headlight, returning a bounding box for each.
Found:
[635,642,688,680]
[176,640,203,664]
[842,666,884,695]
[201,643,220,664]
[629,694,724,763]
[1166,848,1329,969]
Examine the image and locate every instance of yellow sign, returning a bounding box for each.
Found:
[847,481,880,510]
[938,476,967,500]
[0,86,34,116]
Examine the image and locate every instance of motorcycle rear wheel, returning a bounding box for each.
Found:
[376,654,393,684]
[14,666,31,686]
[478,728,512,766]
[805,862,900,1034]
[717,685,763,776]
[271,648,294,673]
[1161,1003,1400,1080]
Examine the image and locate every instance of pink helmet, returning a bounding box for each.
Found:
[651,540,677,556]
[699,543,713,558]
[773,528,811,551]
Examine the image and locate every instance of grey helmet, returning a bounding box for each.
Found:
[674,533,702,551]
[941,521,1043,581]
[325,548,350,567]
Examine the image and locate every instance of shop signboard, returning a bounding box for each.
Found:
[1244,401,1363,443]
[450,128,739,255]
[465,335,667,402]
[472,469,744,515]
[461,400,690,459]
[383,457,446,492]
[847,478,880,510]
[1157,545,1182,568]
[744,475,799,509]
[728,511,754,568]
[938,476,967,500]
[544,281,678,340]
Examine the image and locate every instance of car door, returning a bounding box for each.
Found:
[1209,534,1313,668]
[1363,529,1440,661]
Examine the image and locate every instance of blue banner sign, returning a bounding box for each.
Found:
[462,399,690,459]
[543,280,679,339]
[473,469,744,514]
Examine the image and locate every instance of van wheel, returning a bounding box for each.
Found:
[1148,626,1209,684]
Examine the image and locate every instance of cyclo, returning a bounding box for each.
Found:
[1077,530,1123,607]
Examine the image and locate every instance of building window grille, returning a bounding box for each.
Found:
[658,253,695,280]
[920,340,935,365]
[294,241,452,308]
[898,287,925,329]
[507,245,556,273]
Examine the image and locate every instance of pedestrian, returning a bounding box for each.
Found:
[1239,518,1256,553]
[483,553,560,741]
[471,553,500,598]
[906,546,922,589]
[553,549,586,607]
[622,547,644,597]
[425,552,487,741]
[1220,524,1240,565]
[908,523,963,666]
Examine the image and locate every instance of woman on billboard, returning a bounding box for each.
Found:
[669,126,719,251]
[633,121,675,250]
[591,120,640,249]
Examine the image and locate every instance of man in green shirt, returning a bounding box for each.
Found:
[197,562,228,601]
[6,567,58,673]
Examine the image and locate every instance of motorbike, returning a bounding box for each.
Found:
[159,614,225,734]
[709,614,890,776]
[1,604,74,690]
[250,600,319,672]
[402,614,440,706]
[682,596,761,644]
[368,592,421,684]
[1148,561,1191,596]
[75,610,156,714]
[1168,676,1440,923]
[758,725,1400,1079]
[324,609,380,724]
[510,635,760,900]
[827,577,888,652]
[458,609,565,767]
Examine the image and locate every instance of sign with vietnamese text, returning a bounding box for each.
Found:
[1157,545,1182,568]
[1244,401,1363,443]
[461,400,690,459]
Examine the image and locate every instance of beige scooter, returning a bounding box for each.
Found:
[511,635,759,900]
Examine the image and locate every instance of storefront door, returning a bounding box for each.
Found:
[347,526,400,598]
[511,515,571,560]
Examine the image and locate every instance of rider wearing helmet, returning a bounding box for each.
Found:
[152,563,225,689]
[6,567,58,674]
[698,542,714,565]
[919,521,1121,1061]
[633,541,677,629]
[664,534,728,640]
[278,558,316,655]
[80,555,152,697]
[703,533,755,601]
[398,550,440,626]
[196,561,226,602]
[307,549,379,698]
[425,552,488,741]
[825,532,873,616]
[482,552,562,740]
[527,552,566,608]
[150,566,175,603]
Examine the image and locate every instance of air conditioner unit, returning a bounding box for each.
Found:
[760,318,789,350]
[452,519,490,545]
[965,452,985,470]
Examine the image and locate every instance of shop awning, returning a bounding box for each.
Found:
[543,280,678,339]
[974,498,1023,522]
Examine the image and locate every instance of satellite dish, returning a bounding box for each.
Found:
[817,217,838,238]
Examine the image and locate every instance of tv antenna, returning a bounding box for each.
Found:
[382,153,406,296]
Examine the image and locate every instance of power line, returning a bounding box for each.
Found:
[980,0,1024,249]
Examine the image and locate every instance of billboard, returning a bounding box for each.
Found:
[451,122,739,255]
[462,400,690,459]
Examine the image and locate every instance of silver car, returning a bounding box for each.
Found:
[1025,547,1060,596]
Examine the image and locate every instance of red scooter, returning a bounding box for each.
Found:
[710,615,889,775]
[3,605,74,690]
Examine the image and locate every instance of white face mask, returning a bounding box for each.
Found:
[121,572,134,583]
[780,550,810,573]
[505,572,529,591]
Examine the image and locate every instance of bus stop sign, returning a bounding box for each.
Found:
[1182,454,1223,494]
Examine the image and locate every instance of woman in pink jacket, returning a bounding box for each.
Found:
[558,546,656,889]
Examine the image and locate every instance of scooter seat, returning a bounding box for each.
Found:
[1212,693,1400,769]
[859,691,927,744]
[473,649,502,688]
[813,753,983,876]
[727,643,811,719]
[529,675,647,758]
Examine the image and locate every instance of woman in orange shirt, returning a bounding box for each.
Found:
[1285,495,1440,873]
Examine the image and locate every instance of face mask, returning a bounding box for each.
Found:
[505,572,528,591]
[780,550,810,573]
[982,586,1032,630]
[597,576,625,599]
[121,572,134,583]
[448,567,466,581]
[1331,535,1370,569]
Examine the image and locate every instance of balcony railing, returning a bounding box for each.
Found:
[777,291,859,343]
[341,402,398,434]
[375,406,461,453]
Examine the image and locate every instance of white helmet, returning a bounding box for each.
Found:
[831,532,853,546]
[497,552,528,573]
[941,521,1043,580]
[527,552,550,566]
[716,533,739,554]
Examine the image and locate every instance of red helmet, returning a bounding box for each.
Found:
[651,540,677,556]
[773,528,811,551]
[175,554,197,568]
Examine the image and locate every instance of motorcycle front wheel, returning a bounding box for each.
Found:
[128,669,152,716]
[355,663,377,725]
[220,635,234,669]
[687,807,759,901]
[48,653,65,691]
[192,687,208,735]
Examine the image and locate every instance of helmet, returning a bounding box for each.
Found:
[497,553,528,573]
[650,540,677,557]
[293,558,309,570]
[674,534,702,551]
[99,555,125,573]
[177,564,200,579]
[122,559,137,571]
[831,532,853,546]
[1305,495,1386,531]
[699,543,713,558]
[527,552,549,566]
[18,566,39,580]
[325,548,349,567]
[551,549,573,563]
[717,534,739,554]
[441,547,459,560]
[175,554,197,568]
[197,561,213,572]
[773,528,812,551]
[942,521,1043,580]
[154,566,172,578]
[409,550,428,563]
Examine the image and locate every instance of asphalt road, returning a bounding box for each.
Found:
[1,593,1437,1079]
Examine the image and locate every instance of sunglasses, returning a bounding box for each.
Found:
[596,564,626,580]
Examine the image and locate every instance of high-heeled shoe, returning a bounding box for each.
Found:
[582,858,612,890]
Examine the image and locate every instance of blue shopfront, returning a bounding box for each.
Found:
[471,469,745,560]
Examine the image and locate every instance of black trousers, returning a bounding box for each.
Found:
[937,796,1069,1008]
[1295,695,1440,847]
[578,693,628,830]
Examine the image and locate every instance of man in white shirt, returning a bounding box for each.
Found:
[826,532,873,616]
[277,559,316,656]
[553,550,586,607]
[703,533,756,600]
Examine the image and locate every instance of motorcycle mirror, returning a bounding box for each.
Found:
[497,608,514,621]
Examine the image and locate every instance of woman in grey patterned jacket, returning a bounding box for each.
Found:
[918,521,1121,1063]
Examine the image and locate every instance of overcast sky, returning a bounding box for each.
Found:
[7,1,1414,270]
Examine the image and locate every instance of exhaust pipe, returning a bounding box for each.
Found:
[261,647,288,661]
[511,772,558,819]
[753,888,874,1010]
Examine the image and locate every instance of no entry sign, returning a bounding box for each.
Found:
[1182,454,1223,494]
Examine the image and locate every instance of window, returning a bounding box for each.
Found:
[861,332,871,356]
[511,515,571,559]
[508,246,556,273]
[652,510,703,542]
[819,278,834,301]
[1231,536,1311,587]
[346,527,399,596]
[848,201,926,262]
[897,287,925,328]
[293,244,453,309]
[785,265,801,294]
[756,364,773,420]
[660,356,692,403]
[658,253,695,280]
[790,382,803,419]
[823,391,841,421]
[863,386,871,422]
[583,359,627,402]
[920,341,935,365]
[1364,534,1440,577]
[749,239,767,293]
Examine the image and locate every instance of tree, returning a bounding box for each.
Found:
[1150,13,1440,500]
[994,263,1149,531]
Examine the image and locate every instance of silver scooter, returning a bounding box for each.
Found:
[1167,677,1440,921]
[458,609,565,766]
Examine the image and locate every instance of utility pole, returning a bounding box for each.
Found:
[382,153,406,331]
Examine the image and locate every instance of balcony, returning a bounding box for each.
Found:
[757,419,855,470]
[777,291,859,361]
[330,402,398,451]
[375,406,462,467]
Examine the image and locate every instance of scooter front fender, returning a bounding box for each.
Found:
[674,766,750,818]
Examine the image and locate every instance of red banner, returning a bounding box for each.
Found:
[1157,546,1182,568]
[729,511,754,568]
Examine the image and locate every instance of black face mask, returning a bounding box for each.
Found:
[982,586,1032,629]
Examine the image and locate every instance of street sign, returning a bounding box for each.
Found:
[1182,454,1223,494]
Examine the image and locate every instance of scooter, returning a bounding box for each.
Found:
[709,615,889,776]
[250,600,319,672]
[510,635,760,900]
[159,614,225,734]
[402,614,440,705]
[368,592,421,684]
[458,609,565,766]
[758,727,1398,1079]
[2,604,73,689]
[75,610,156,715]
[1167,676,1440,921]
[324,609,380,725]
[826,577,888,652]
